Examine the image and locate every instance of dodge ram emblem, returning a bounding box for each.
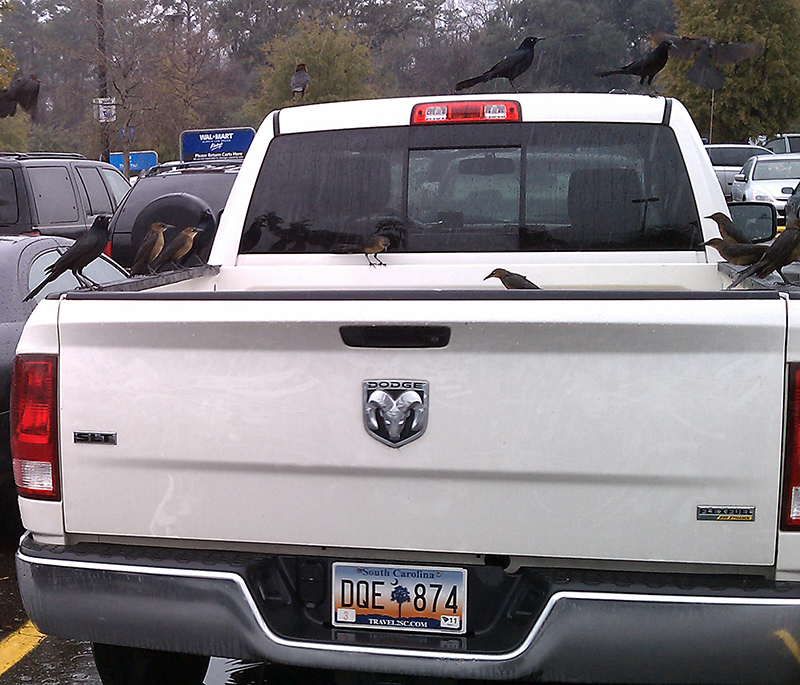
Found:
[363,380,429,448]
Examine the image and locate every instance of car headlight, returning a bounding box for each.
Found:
[753,191,775,202]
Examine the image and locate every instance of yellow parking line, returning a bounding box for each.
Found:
[0,620,47,676]
[775,629,800,665]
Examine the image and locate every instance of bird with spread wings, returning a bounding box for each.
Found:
[650,32,763,90]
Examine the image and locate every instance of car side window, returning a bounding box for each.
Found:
[99,168,131,206]
[27,166,79,224]
[27,248,124,302]
[0,168,19,224]
[77,166,113,215]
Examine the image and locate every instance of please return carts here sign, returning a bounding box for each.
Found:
[179,127,255,162]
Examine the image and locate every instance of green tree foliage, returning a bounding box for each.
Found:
[247,18,374,121]
[661,0,800,142]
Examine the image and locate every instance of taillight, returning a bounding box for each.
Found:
[11,354,60,500]
[411,101,521,125]
[103,240,112,257]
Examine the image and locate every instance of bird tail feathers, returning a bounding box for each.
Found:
[455,73,489,91]
[595,69,623,77]
[726,262,760,290]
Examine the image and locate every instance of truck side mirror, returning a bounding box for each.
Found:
[727,201,777,242]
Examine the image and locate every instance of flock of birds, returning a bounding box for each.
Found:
[23,210,213,302]
[9,31,778,298]
[453,32,763,94]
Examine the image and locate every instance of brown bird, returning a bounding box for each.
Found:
[151,227,202,272]
[130,222,171,276]
[727,227,800,289]
[704,238,767,266]
[651,32,763,90]
[363,233,390,266]
[291,64,310,101]
[705,212,751,244]
[484,268,540,289]
[0,72,40,121]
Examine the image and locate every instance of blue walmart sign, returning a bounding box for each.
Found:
[180,127,255,162]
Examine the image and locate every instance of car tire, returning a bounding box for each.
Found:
[92,643,210,685]
[129,193,215,267]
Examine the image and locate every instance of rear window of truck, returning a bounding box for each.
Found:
[241,122,702,253]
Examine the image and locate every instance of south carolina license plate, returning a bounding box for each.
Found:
[332,562,467,634]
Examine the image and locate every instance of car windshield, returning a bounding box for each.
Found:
[753,159,800,180]
[243,122,702,253]
[707,147,765,167]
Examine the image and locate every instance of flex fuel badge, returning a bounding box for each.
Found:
[697,505,756,522]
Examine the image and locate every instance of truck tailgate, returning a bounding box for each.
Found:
[56,291,786,566]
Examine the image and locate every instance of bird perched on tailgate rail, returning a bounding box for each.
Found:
[727,227,800,289]
[484,268,540,289]
[24,214,112,301]
[704,238,767,266]
[129,222,171,276]
[152,226,203,272]
[456,37,544,93]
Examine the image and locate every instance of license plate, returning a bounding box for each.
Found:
[332,562,467,634]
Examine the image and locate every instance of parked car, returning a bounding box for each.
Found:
[109,160,239,268]
[730,153,800,221]
[0,234,126,535]
[704,143,773,200]
[0,152,130,240]
[765,133,800,154]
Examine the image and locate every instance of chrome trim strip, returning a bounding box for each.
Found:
[18,550,800,663]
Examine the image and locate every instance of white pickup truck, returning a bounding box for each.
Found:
[12,93,800,685]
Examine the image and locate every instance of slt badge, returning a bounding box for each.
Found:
[363,380,429,448]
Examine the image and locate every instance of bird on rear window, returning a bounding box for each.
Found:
[484,268,540,289]
[363,233,390,267]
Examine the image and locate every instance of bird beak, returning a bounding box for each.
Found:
[483,273,492,280]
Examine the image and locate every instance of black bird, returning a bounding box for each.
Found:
[705,212,751,244]
[130,222,171,276]
[24,214,112,301]
[0,72,40,121]
[651,32,762,90]
[727,227,800,289]
[363,233,390,266]
[595,40,676,89]
[704,238,767,266]
[151,226,203,271]
[484,268,540,289]
[456,37,544,92]
[291,64,310,101]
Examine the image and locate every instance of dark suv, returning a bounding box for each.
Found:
[109,160,239,267]
[0,152,130,239]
